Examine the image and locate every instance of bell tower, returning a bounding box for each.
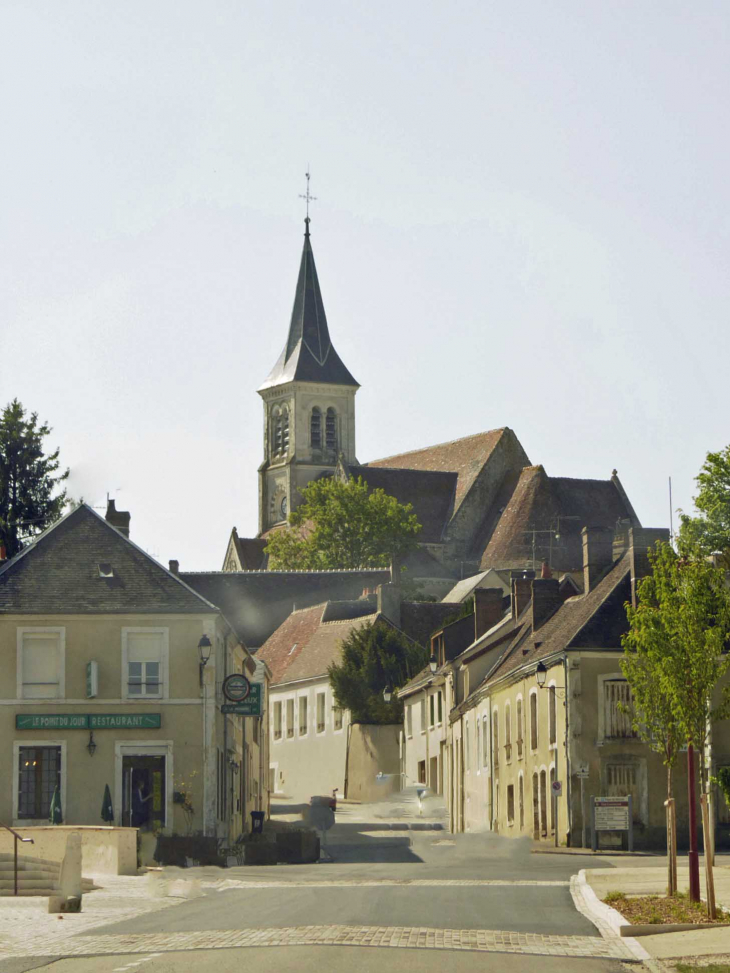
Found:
[257,213,359,534]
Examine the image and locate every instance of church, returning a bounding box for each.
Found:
[222,213,640,598]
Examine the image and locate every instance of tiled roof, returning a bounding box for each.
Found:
[181,568,390,648]
[400,601,462,648]
[484,556,632,687]
[346,464,456,544]
[367,428,511,514]
[0,504,217,615]
[480,466,636,572]
[257,605,378,686]
[258,227,358,391]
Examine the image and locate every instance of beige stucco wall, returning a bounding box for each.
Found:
[269,676,349,802]
[0,826,137,875]
[402,679,449,795]
[1,611,265,845]
[347,724,401,802]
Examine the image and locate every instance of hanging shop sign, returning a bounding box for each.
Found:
[221,684,262,717]
[222,673,251,702]
[16,713,162,731]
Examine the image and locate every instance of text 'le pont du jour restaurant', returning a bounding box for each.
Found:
[0,502,264,840]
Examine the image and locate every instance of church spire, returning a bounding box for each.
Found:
[258,196,359,391]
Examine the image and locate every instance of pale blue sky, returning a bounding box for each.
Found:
[3,1,728,568]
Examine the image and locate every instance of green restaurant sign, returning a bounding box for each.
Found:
[16,713,162,731]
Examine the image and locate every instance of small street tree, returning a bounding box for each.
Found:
[679,444,730,563]
[0,400,69,558]
[265,475,421,570]
[328,620,427,724]
[622,582,685,895]
[623,542,730,914]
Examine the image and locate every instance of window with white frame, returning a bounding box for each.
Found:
[429,694,435,728]
[516,697,524,758]
[17,629,64,699]
[482,718,489,769]
[286,698,294,738]
[507,784,515,824]
[420,698,426,733]
[122,629,167,698]
[518,774,524,829]
[492,710,499,768]
[504,703,512,761]
[316,692,326,733]
[604,679,637,739]
[437,691,443,724]
[18,746,61,819]
[333,706,343,731]
[273,701,282,740]
[406,704,413,737]
[464,720,470,770]
[476,717,482,770]
[299,696,308,735]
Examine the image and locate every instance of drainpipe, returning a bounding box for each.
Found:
[487,694,494,831]
[343,721,353,798]
[563,654,572,846]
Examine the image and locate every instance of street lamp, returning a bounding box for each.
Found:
[383,681,393,703]
[198,634,212,685]
[429,653,438,673]
[535,660,547,688]
[86,731,97,757]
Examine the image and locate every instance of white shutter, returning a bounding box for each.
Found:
[22,637,59,698]
[127,633,162,664]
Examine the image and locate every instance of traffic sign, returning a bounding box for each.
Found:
[222,673,251,702]
[551,780,563,796]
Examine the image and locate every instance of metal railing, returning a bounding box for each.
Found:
[1,823,34,896]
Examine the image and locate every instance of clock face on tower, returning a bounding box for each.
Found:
[280,495,288,518]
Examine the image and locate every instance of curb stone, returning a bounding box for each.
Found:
[571,870,663,971]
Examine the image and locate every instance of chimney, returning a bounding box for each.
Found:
[169,560,179,576]
[0,543,6,563]
[511,572,534,620]
[612,519,632,561]
[377,582,402,628]
[540,560,552,579]
[474,587,505,639]
[531,578,562,631]
[629,527,671,606]
[582,526,614,593]
[105,498,131,539]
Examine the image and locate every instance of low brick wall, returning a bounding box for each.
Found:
[0,826,138,875]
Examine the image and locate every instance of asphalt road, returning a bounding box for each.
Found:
[0,810,628,973]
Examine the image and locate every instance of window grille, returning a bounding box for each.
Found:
[310,408,322,448]
[325,408,337,450]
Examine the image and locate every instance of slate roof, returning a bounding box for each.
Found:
[400,601,462,648]
[479,466,638,573]
[257,604,378,686]
[230,531,267,570]
[346,464,456,544]
[181,569,390,648]
[442,570,508,604]
[0,504,217,615]
[366,428,510,515]
[258,226,358,390]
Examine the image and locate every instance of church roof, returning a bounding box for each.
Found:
[366,428,513,516]
[258,225,358,391]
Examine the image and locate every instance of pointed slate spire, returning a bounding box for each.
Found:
[258,222,359,391]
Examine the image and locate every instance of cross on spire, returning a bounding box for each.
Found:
[299,169,317,234]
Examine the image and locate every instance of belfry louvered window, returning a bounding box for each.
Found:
[325,408,337,450]
[272,408,289,457]
[604,680,636,739]
[311,408,321,448]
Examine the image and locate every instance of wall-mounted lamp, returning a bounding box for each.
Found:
[383,681,393,703]
[86,731,97,756]
[535,660,547,689]
[198,634,212,685]
[429,653,438,674]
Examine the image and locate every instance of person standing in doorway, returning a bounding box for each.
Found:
[132,778,153,829]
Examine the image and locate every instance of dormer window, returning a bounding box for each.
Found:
[98,563,114,578]
[325,407,337,451]
[310,407,322,449]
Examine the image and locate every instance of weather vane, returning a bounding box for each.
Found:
[299,169,317,230]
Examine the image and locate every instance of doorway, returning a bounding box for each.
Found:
[429,756,438,794]
[122,755,166,830]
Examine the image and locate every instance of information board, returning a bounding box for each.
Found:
[594,797,630,831]
[221,684,262,717]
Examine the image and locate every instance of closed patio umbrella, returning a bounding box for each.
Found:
[49,785,63,824]
[101,784,114,823]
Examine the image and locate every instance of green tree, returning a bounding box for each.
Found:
[622,542,730,913]
[0,400,69,557]
[265,475,421,570]
[679,444,730,562]
[328,620,427,724]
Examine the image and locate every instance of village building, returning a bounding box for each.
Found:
[0,502,268,847]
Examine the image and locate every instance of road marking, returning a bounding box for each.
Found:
[209,879,571,890]
[14,924,636,961]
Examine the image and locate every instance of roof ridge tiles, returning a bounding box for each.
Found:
[369,427,508,465]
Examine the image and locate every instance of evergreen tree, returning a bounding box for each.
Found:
[0,399,69,557]
[328,620,427,724]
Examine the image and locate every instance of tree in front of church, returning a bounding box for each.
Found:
[0,399,69,558]
[328,620,427,724]
[679,444,730,563]
[264,475,421,570]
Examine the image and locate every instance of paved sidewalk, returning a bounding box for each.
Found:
[583,855,730,966]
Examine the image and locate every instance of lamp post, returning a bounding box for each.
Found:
[429,654,438,674]
[383,681,393,703]
[198,634,212,686]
